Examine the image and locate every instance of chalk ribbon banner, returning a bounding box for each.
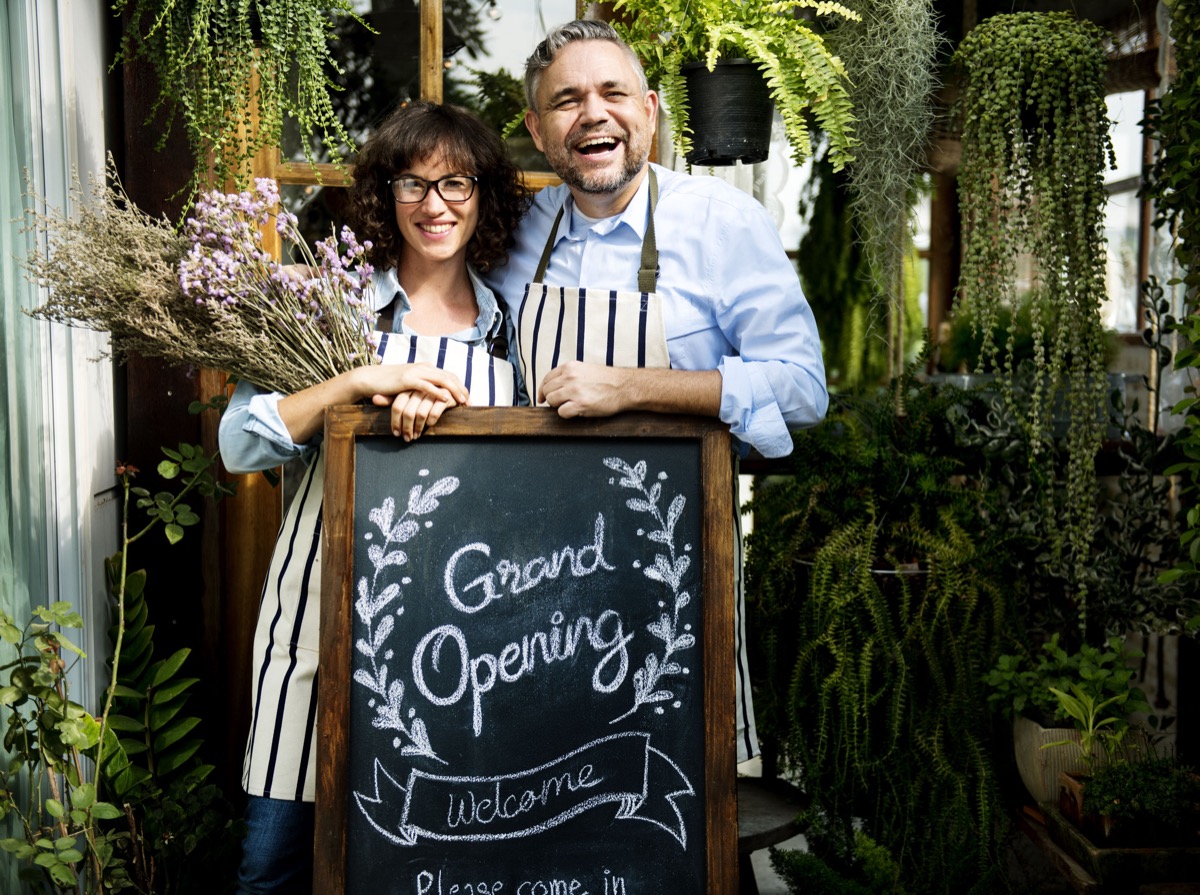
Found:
[315,407,737,895]
[356,731,694,847]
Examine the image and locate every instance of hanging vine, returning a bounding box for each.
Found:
[115,0,367,196]
[952,12,1116,627]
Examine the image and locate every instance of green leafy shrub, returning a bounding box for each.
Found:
[1083,757,1200,846]
[746,369,1010,894]
[0,443,239,894]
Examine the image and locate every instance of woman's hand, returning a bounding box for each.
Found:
[278,362,468,445]
[364,364,469,441]
[376,390,453,441]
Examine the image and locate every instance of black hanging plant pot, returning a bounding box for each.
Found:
[681,58,774,166]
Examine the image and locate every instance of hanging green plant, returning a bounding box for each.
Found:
[795,152,922,391]
[114,0,367,195]
[951,12,1116,627]
[824,0,943,381]
[610,0,858,168]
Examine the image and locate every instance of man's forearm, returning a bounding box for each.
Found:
[539,361,721,419]
[614,367,722,417]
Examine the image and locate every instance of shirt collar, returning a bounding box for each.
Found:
[369,266,504,340]
[561,165,654,244]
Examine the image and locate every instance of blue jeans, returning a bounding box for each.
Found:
[236,795,315,895]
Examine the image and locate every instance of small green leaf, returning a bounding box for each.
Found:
[90,801,124,820]
[71,783,96,809]
[152,677,199,704]
[165,523,184,545]
[151,649,191,688]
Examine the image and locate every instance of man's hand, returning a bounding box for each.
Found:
[539,362,722,419]
[539,361,630,417]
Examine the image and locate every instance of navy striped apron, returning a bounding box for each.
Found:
[517,168,670,402]
[242,337,517,801]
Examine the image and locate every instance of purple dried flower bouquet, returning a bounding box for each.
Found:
[25,164,382,396]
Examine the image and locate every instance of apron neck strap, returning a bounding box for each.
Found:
[638,168,659,294]
[533,167,660,293]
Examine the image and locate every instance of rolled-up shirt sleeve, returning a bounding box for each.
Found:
[218,379,317,474]
[707,200,828,458]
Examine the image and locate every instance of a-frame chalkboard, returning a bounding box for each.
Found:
[316,406,737,895]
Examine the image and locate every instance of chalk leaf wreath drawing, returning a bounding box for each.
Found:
[354,474,462,765]
[604,457,696,723]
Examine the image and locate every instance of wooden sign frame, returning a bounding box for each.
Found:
[315,406,737,894]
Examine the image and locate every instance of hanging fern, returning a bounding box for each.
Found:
[115,0,367,196]
[612,0,859,168]
[951,12,1116,629]
[786,509,1005,895]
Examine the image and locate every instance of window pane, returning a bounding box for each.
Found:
[280,183,346,264]
[283,0,577,170]
[442,0,576,170]
[1101,190,1141,333]
[1105,90,1145,185]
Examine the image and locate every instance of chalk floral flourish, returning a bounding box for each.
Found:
[604,457,695,723]
[354,472,459,764]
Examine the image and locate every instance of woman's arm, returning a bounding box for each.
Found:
[278,363,469,443]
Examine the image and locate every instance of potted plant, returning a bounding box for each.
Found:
[1147,2,1200,585]
[0,447,240,893]
[822,0,942,383]
[610,0,858,167]
[1040,752,1200,889]
[951,11,1117,632]
[1079,756,1200,847]
[984,635,1152,807]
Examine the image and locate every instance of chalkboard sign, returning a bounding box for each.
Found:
[316,407,737,895]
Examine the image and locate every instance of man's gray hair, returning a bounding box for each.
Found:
[523,19,649,110]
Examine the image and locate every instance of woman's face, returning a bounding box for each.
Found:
[393,153,481,268]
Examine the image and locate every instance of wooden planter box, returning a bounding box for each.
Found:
[1042,804,1200,890]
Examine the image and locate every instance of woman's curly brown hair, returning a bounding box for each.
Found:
[347,102,530,274]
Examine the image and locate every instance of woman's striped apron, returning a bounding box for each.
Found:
[242,334,517,801]
[513,167,759,762]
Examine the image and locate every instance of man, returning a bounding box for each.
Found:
[483,19,828,762]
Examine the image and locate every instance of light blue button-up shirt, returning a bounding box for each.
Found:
[482,163,827,458]
[218,266,512,474]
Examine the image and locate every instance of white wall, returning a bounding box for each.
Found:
[14,0,117,710]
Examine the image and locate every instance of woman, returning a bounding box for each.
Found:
[218,102,529,894]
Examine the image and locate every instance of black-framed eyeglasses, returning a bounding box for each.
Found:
[389,174,478,204]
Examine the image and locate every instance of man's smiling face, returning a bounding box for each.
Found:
[525,40,658,216]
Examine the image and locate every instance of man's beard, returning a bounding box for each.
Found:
[546,129,651,196]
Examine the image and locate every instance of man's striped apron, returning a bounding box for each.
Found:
[512,167,759,762]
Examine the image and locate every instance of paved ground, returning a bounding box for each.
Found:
[738,757,805,894]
